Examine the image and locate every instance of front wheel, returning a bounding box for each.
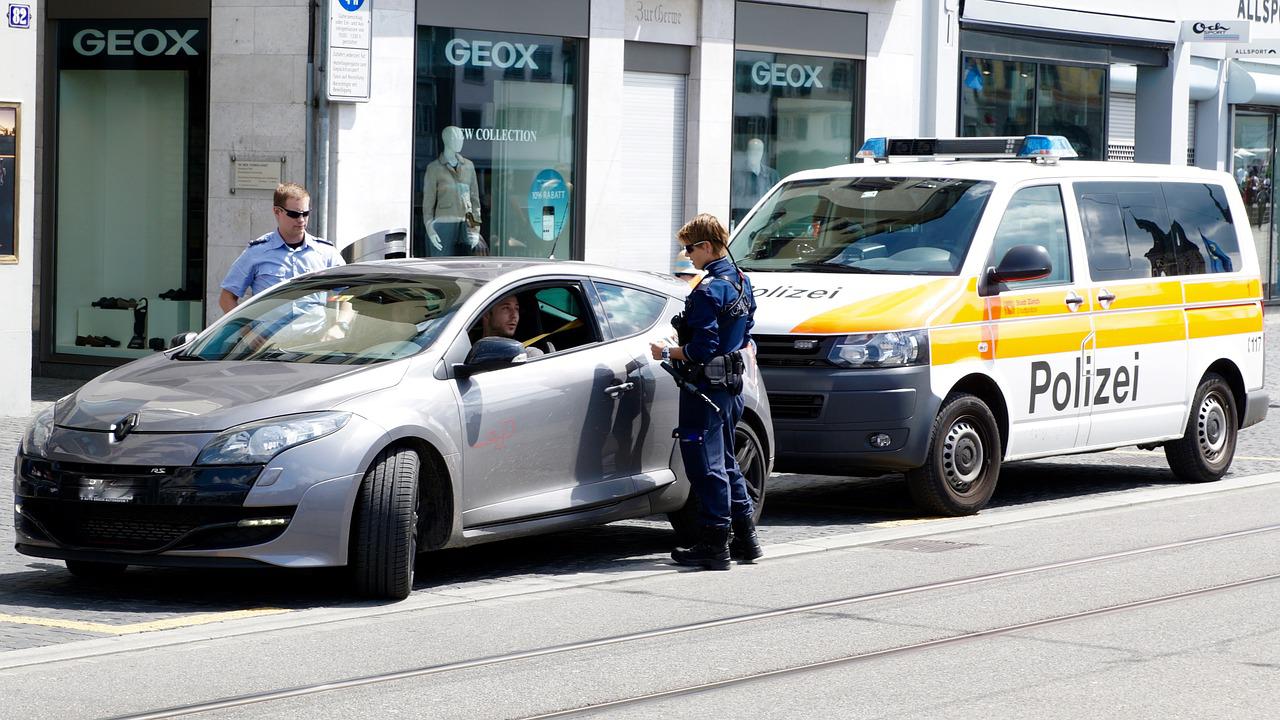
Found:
[350,447,420,600]
[905,393,1001,516]
[669,421,768,544]
[1165,373,1237,483]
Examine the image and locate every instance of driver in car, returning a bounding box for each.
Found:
[478,295,544,357]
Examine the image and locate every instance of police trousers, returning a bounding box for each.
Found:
[677,387,753,529]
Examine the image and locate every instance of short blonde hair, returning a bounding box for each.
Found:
[274,182,310,208]
[677,213,729,252]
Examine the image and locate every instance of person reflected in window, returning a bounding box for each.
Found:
[478,295,543,357]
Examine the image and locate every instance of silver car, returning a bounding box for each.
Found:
[15,260,773,599]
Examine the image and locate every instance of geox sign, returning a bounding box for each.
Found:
[72,28,200,56]
[1181,19,1251,43]
[59,20,207,69]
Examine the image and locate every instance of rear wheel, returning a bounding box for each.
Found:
[1165,373,1237,483]
[350,447,420,600]
[64,560,127,580]
[669,421,767,544]
[906,393,1001,516]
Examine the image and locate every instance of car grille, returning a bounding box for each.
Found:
[767,393,825,420]
[19,499,294,552]
[754,334,834,367]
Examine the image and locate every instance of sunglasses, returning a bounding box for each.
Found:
[682,241,707,254]
[276,206,311,219]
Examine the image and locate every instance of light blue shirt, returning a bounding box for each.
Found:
[220,230,345,298]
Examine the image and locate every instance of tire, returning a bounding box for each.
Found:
[669,421,768,544]
[1164,373,1237,483]
[65,560,127,580]
[906,393,1001,516]
[350,447,420,600]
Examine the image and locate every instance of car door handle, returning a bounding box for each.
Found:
[1097,288,1116,309]
[1064,291,1083,310]
[604,382,635,396]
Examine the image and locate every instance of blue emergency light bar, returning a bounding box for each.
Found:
[856,135,1078,162]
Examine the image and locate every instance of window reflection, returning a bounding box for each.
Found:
[960,56,1104,160]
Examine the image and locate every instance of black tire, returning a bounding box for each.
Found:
[669,421,768,544]
[65,560,127,580]
[350,447,420,600]
[906,393,1001,516]
[1165,373,1237,483]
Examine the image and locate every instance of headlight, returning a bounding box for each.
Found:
[196,412,352,465]
[20,406,56,457]
[828,330,928,368]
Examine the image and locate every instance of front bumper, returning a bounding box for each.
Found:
[761,364,938,473]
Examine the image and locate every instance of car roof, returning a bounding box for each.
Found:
[310,257,690,296]
[785,159,1233,185]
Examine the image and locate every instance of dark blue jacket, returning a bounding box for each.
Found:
[681,256,755,364]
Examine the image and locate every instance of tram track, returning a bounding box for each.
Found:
[103,522,1280,720]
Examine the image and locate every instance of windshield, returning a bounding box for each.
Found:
[183,274,482,364]
[729,176,993,274]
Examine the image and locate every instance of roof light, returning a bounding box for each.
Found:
[855,137,887,160]
[855,135,1078,163]
[1016,135,1079,159]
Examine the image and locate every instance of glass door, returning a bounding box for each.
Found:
[1232,112,1276,299]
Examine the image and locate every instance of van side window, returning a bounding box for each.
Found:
[1161,182,1241,274]
[1076,182,1179,280]
[988,185,1071,289]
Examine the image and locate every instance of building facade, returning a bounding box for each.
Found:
[3,0,1279,414]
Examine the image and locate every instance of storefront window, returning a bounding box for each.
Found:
[730,50,861,227]
[51,20,207,361]
[412,27,579,259]
[960,56,1105,160]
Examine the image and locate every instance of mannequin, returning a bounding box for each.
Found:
[422,125,484,256]
[730,138,780,224]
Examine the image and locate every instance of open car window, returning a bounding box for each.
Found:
[183,274,482,364]
[469,282,602,357]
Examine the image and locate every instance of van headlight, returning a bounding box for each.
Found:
[197,412,352,465]
[20,406,56,457]
[828,330,928,368]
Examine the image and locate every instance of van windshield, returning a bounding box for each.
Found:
[181,274,481,364]
[730,177,993,274]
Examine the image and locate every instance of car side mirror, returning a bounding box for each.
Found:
[170,332,198,349]
[985,244,1053,290]
[453,336,528,378]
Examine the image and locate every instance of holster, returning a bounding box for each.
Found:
[696,351,745,395]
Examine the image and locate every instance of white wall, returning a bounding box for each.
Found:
[0,1,38,416]
[582,0,627,266]
[206,0,311,322]
[330,0,415,253]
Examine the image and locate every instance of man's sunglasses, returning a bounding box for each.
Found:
[682,240,707,254]
[276,206,311,219]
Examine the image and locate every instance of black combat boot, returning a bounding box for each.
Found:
[729,516,764,564]
[671,526,731,571]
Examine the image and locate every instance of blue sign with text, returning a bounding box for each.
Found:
[337,0,365,11]
[528,169,569,242]
[7,4,31,28]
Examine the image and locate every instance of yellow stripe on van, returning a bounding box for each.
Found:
[930,324,989,365]
[1094,308,1186,348]
[1186,303,1264,339]
[989,315,1093,360]
[929,278,987,326]
[1090,280,1183,311]
[1183,278,1263,304]
[791,278,959,334]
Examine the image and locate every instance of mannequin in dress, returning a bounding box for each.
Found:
[422,125,483,255]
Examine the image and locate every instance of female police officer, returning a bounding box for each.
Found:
[650,214,761,570]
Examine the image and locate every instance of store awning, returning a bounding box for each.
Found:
[1110,58,1220,101]
[1228,61,1280,105]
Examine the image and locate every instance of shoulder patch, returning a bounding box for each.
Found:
[312,236,334,247]
[698,277,714,287]
[248,238,270,247]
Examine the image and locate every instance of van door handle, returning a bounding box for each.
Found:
[1097,288,1116,309]
[1064,291,1083,311]
[604,381,635,396]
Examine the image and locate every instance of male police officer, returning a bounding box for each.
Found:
[650,214,761,570]
[219,183,344,314]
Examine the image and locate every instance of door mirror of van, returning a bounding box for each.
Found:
[987,244,1053,288]
[454,336,528,378]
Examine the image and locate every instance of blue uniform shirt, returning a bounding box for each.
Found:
[681,256,755,364]
[220,230,344,298]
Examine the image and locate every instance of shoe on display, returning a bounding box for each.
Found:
[98,335,121,348]
[159,288,201,301]
[91,297,138,310]
[148,337,166,352]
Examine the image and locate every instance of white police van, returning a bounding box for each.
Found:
[730,136,1268,515]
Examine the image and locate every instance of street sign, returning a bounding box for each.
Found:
[7,4,31,28]
[327,0,371,102]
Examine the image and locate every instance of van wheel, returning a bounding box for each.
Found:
[906,393,1001,516]
[1165,373,1237,483]
[668,421,768,545]
[350,447,420,600]
[65,560,127,580]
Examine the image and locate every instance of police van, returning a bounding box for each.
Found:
[729,136,1269,516]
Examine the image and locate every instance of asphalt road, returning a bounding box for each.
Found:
[0,309,1276,658]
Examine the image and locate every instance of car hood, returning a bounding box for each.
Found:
[745,273,977,334]
[57,353,411,433]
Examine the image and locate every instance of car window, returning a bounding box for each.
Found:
[470,282,601,356]
[988,185,1071,290]
[1161,182,1241,274]
[1076,181,1219,280]
[595,282,667,337]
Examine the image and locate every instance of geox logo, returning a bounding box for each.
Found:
[109,413,139,443]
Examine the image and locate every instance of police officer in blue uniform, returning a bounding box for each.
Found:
[218,182,344,313]
[650,214,761,570]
